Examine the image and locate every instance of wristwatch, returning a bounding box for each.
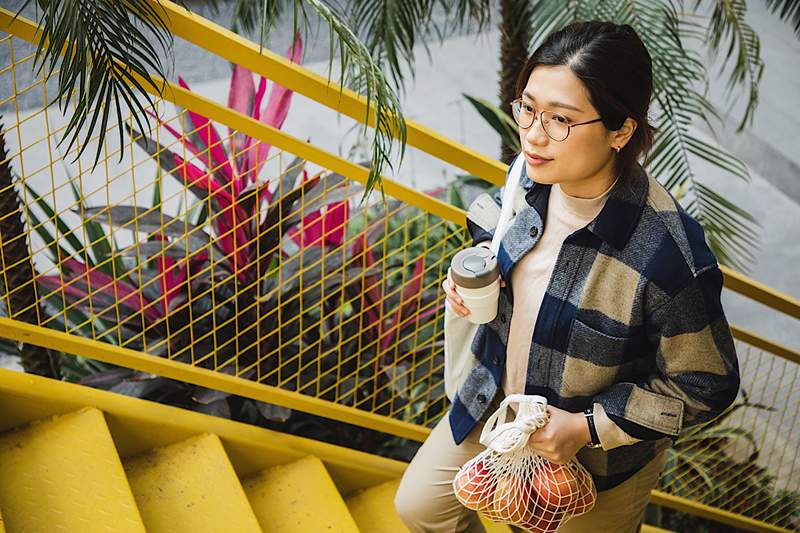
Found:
[584,407,603,449]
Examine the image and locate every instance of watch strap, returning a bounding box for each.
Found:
[584,407,602,448]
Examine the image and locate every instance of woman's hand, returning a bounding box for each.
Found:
[527,405,592,464]
[443,276,506,318]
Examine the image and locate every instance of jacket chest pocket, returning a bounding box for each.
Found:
[566,318,647,368]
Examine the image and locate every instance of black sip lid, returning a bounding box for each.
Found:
[449,246,500,289]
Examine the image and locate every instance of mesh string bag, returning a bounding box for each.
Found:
[452,394,596,532]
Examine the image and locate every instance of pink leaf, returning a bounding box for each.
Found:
[172,153,233,206]
[248,32,303,180]
[172,153,250,273]
[291,209,324,247]
[322,200,348,247]
[237,76,268,191]
[50,259,163,323]
[227,64,255,118]
[381,257,425,352]
[145,109,211,172]
[178,77,235,187]
[351,232,382,332]
[228,65,256,177]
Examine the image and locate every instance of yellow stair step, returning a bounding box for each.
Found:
[346,479,408,533]
[0,507,5,533]
[242,455,359,533]
[0,407,145,532]
[345,479,513,533]
[124,433,261,533]
[642,526,677,533]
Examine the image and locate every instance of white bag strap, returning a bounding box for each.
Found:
[489,152,526,255]
[479,393,549,453]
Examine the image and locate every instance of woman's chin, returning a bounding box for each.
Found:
[526,163,557,184]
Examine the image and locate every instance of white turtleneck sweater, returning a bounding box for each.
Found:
[497,177,641,451]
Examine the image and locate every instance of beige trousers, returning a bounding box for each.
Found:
[394,391,667,533]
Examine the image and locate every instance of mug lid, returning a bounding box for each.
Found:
[450,246,499,289]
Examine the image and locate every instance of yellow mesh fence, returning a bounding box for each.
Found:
[1,14,799,533]
[0,32,468,427]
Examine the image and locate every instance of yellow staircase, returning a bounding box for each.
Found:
[0,367,515,532]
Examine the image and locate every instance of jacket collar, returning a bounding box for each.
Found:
[522,161,649,250]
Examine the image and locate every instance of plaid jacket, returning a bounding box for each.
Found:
[449,154,740,491]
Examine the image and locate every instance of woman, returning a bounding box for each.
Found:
[394,20,740,533]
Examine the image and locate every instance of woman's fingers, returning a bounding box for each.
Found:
[442,278,470,317]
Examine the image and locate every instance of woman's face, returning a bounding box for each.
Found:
[518,65,635,197]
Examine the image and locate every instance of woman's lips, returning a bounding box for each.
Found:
[525,152,553,165]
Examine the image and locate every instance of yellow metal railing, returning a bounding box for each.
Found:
[1,4,799,532]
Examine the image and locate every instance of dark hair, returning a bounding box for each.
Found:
[515,21,656,186]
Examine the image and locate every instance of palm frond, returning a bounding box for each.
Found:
[299,0,407,203]
[442,0,494,34]
[230,0,408,202]
[528,0,579,51]
[347,0,437,95]
[703,0,765,131]
[16,0,173,168]
[462,93,520,152]
[689,182,761,272]
[764,0,800,37]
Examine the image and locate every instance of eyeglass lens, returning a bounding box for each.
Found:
[512,100,570,141]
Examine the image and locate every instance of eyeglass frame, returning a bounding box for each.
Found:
[510,97,604,142]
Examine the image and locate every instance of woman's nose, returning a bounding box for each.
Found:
[523,116,549,146]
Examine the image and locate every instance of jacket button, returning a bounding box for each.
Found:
[492,355,500,365]
[530,226,539,238]
[477,393,487,404]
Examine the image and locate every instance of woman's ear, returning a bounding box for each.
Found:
[610,117,637,151]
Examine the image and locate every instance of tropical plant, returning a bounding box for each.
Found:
[0,119,61,377]
[655,388,800,530]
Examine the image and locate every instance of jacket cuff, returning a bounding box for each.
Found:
[592,402,642,451]
[593,383,683,440]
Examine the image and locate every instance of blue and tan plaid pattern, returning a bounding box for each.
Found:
[450,154,740,491]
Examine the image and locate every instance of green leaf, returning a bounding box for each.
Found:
[462,94,520,153]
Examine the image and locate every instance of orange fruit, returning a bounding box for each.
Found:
[454,458,496,511]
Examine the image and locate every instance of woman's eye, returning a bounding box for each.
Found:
[522,103,534,113]
[553,114,569,124]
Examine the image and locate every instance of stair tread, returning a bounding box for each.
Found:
[0,407,145,532]
[346,478,515,533]
[346,479,409,533]
[243,455,359,533]
[124,433,261,533]
[642,526,677,533]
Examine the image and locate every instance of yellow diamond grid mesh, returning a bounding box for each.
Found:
[0,32,469,430]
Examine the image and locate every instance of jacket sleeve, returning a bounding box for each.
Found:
[591,265,740,441]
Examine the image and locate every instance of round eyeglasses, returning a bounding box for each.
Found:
[510,98,603,142]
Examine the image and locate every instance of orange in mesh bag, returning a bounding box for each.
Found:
[453,394,596,532]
